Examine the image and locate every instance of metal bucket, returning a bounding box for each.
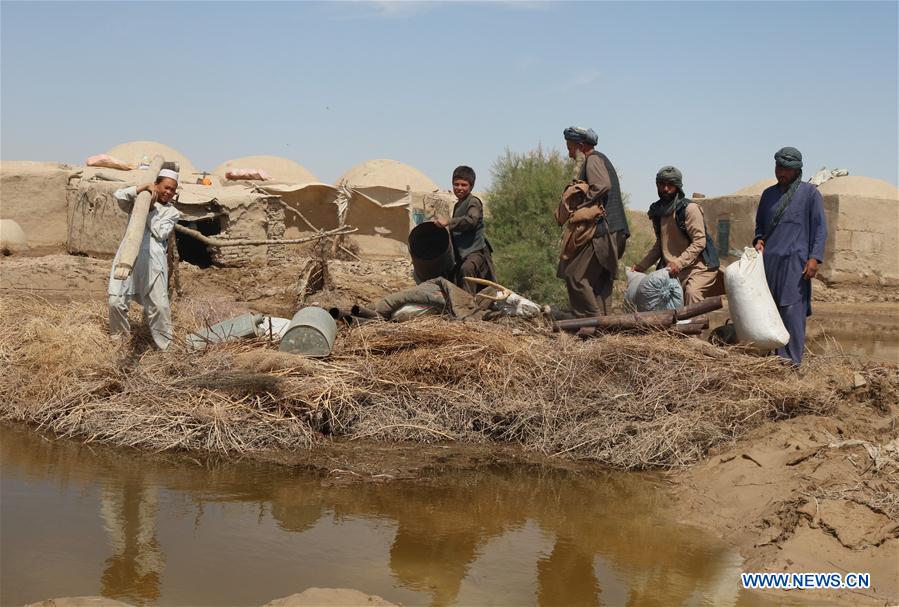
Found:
[407,221,455,283]
[279,306,337,357]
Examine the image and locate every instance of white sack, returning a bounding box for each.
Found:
[723,247,790,349]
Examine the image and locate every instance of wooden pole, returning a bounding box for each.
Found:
[173,223,356,247]
[113,155,164,279]
[553,296,722,333]
[554,310,675,332]
[674,296,722,321]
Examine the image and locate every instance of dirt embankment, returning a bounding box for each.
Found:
[674,396,898,605]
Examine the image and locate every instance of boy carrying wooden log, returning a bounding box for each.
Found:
[108,168,181,350]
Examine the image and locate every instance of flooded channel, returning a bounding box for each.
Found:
[0,425,793,607]
[806,313,899,364]
[707,306,899,364]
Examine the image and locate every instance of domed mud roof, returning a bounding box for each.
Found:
[213,155,318,183]
[106,140,198,177]
[336,159,439,192]
[817,175,898,199]
[730,178,777,196]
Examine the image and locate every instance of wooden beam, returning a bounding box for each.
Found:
[113,155,164,279]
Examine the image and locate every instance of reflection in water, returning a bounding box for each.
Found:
[99,478,163,602]
[537,538,599,607]
[1,425,778,607]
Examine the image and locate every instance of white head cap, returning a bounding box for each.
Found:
[157,168,179,182]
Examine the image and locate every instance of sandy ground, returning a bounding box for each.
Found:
[673,398,898,606]
[3,250,897,605]
[25,588,396,607]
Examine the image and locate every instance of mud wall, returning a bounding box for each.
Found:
[214,202,268,267]
[66,181,129,258]
[699,196,757,259]
[702,192,898,286]
[0,162,75,247]
[211,196,286,267]
[824,195,898,286]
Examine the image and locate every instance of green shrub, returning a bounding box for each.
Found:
[485,147,571,306]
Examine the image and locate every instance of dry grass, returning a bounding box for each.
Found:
[1,293,894,469]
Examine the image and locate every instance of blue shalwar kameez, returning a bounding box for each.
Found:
[754,181,827,365]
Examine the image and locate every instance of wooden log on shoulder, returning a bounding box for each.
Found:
[113,155,164,279]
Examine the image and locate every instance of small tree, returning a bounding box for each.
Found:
[486,147,571,306]
[486,147,654,308]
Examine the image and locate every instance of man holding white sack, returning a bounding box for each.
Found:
[108,168,181,350]
[753,147,826,366]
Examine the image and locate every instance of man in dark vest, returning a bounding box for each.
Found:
[437,165,496,294]
[634,166,723,304]
[557,126,630,316]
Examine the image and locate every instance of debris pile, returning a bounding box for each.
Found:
[2,293,883,470]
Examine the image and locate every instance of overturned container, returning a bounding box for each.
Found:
[407,221,455,283]
[187,313,265,350]
[279,306,338,357]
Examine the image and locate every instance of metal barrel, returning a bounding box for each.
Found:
[279,306,338,357]
[407,221,455,283]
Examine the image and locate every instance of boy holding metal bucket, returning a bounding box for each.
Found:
[436,166,496,294]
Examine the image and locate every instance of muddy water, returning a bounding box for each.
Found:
[2,426,790,607]
[708,308,899,363]
[807,315,899,363]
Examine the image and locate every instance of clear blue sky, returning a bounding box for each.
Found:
[2,1,896,209]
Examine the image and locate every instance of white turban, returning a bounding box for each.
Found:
[157,168,179,182]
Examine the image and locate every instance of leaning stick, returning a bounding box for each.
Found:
[464,276,513,302]
[463,276,511,291]
[173,224,357,247]
[114,155,164,279]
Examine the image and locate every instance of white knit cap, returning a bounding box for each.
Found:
[157,168,179,182]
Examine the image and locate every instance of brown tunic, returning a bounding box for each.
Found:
[557,155,626,316]
[637,203,723,304]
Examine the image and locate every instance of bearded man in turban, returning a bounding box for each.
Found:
[557,126,630,316]
[634,166,723,304]
[753,146,827,366]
